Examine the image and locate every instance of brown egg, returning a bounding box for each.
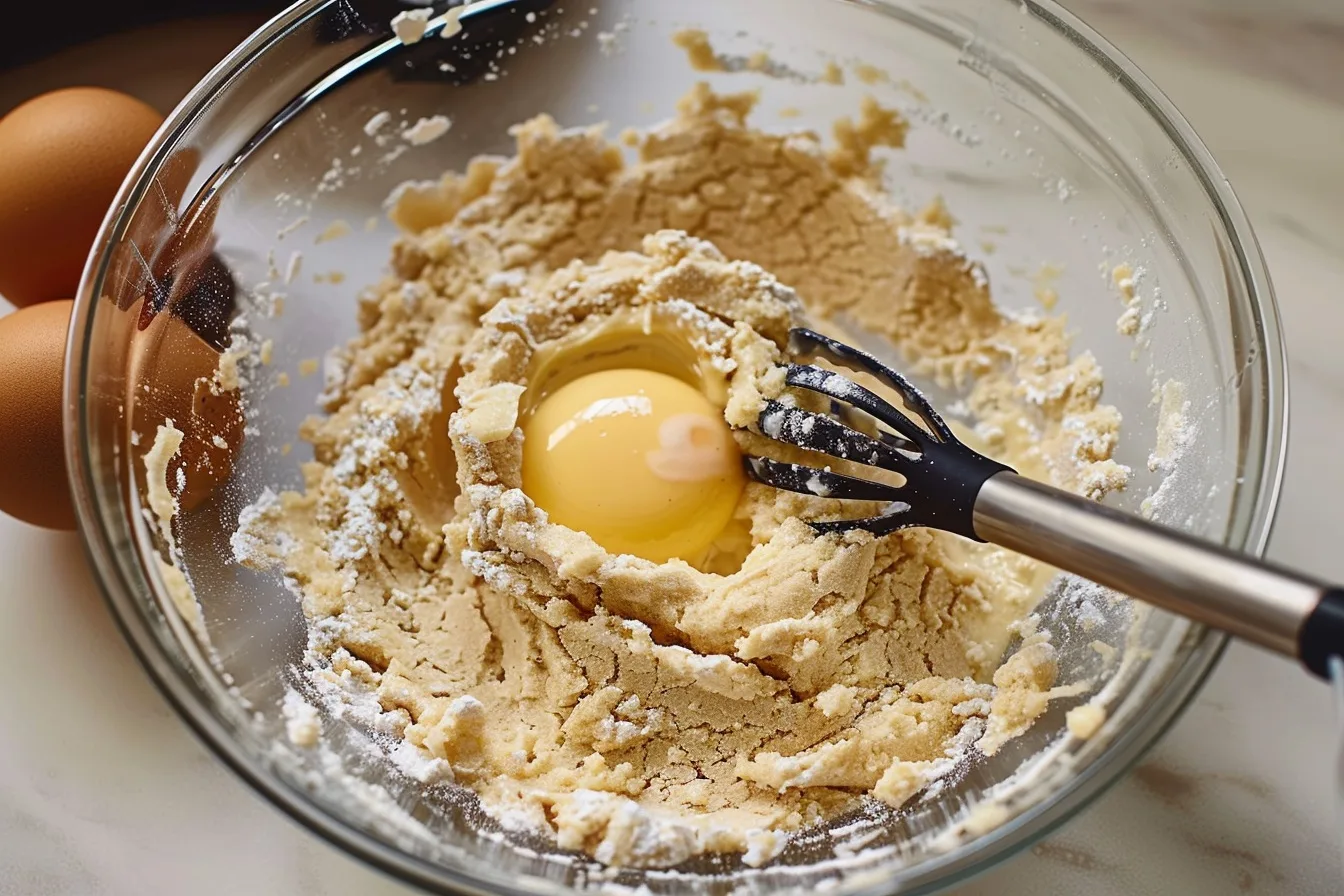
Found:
[0,87,163,307]
[127,300,244,512]
[0,300,76,529]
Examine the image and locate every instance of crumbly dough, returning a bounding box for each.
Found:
[144,420,184,547]
[235,85,1126,867]
[144,419,208,639]
[1066,704,1106,740]
[672,29,725,73]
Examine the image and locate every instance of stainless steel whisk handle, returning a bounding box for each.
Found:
[974,471,1344,678]
[748,328,1344,677]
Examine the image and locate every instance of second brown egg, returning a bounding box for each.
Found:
[0,300,76,529]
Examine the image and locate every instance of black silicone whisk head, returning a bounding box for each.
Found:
[743,328,1013,541]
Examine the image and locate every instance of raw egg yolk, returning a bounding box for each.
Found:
[521,368,745,564]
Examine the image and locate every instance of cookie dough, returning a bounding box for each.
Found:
[235,85,1126,867]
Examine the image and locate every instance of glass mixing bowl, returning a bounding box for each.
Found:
[67,0,1287,893]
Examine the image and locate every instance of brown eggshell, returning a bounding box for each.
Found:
[127,301,244,512]
[0,87,163,307]
[0,300,76,529]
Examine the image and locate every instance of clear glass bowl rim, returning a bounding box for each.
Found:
[64,1,1291,893]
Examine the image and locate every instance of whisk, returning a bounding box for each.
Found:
[744,328,1344,679]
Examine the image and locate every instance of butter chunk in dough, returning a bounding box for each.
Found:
[234,86,1127,868]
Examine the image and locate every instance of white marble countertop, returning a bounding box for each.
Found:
[2,6,1343,895]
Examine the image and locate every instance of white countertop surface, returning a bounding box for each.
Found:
[2,6,1342,895]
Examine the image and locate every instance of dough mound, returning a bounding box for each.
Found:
[235,85,1125,868]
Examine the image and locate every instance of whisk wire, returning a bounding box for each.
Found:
[743,327,1012,540]
[786,328,956,443]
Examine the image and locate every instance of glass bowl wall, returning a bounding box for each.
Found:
[68,1,1286,893]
